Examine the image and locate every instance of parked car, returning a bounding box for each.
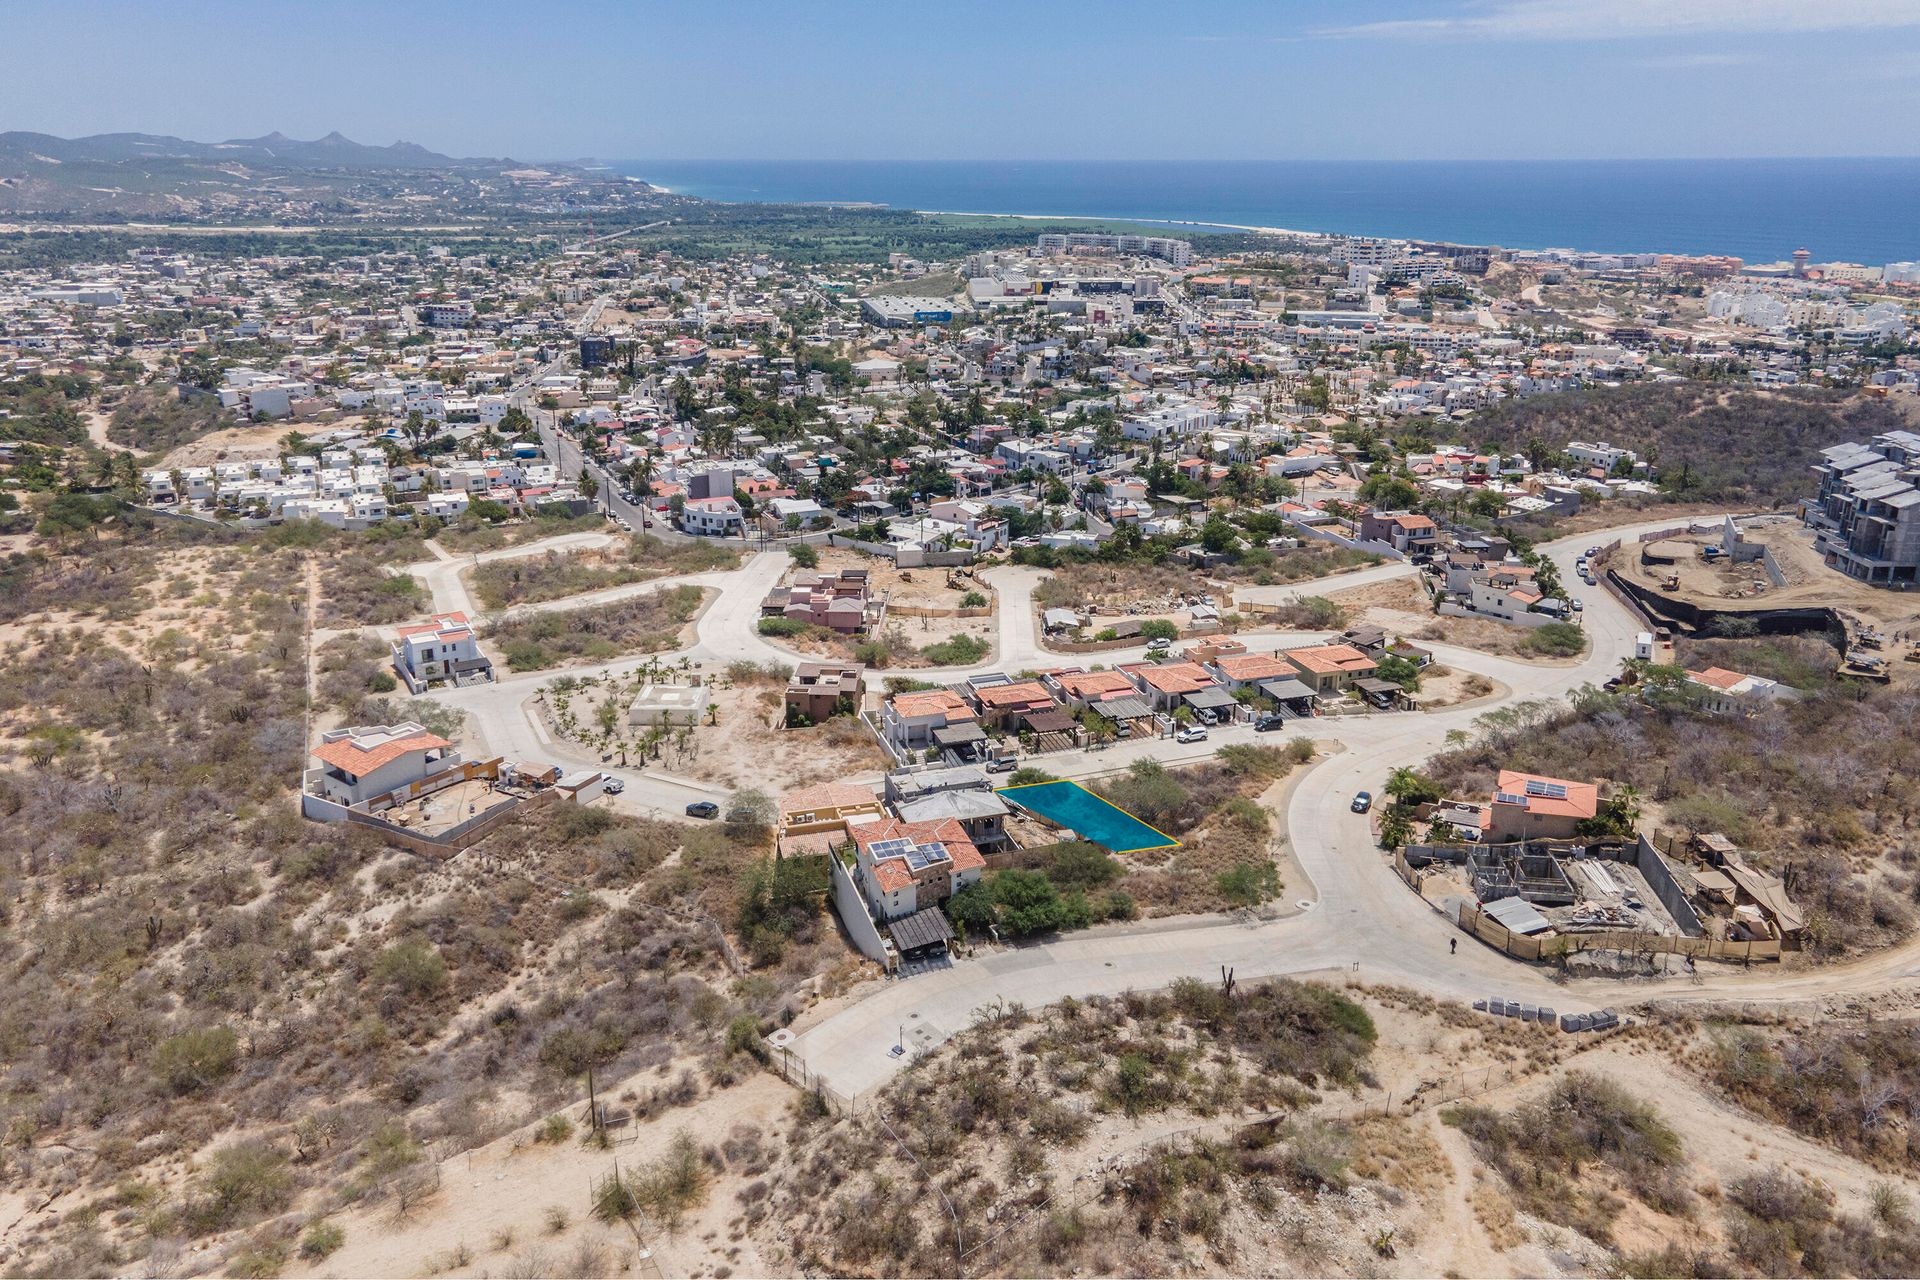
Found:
[1570,598,1584,613]
[1147,636,1172,653]
[602,776,625,795]
[1254,713,1288,732]
[1174,724,1209,744]
[685,800,719,819]
[1114,722,1132,739]
[1195,707,1218,725]
[1350,791,1374,814]
[984,755,1016,774]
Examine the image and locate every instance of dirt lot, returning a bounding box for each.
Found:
[808,547,993,615]
[544,670,886,793]
[1621,517,1920,630]
[158,420,324,468]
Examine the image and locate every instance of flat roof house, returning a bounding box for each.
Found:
[392,611,491,692]
[786,661,865,722]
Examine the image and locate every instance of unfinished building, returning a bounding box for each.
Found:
[1466,842,1578,907]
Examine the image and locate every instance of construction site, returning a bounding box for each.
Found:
[1602,514,1920,683]
[1401,829,1804,971]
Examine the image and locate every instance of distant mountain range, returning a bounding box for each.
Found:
[0,129,504,170]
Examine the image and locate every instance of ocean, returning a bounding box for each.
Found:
[615,158,1920,266]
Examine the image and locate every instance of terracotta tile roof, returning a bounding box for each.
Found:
[1492,769,1598,821]
[1053,670,1137,700]
[891,689,972,720]
[1687,666,1749,691]
[1134,662,1216,695]
[1213,653,1294,682]
[974,681,1054,709]
[1282,644,1376,676]
[312,729,448,776]
[780,781,879,817]
[396,610,473,640]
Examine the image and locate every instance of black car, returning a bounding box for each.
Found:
[1350,791,1374,814]
[1254,714,1287,733]
[685,800,720,819]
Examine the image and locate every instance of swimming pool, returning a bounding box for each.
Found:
[996,780,1178,854]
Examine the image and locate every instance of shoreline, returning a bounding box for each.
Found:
[915,208,1325,239]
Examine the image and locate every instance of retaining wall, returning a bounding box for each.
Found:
[828,852,890,966]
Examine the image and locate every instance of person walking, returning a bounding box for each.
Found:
[1449,937,1458,956]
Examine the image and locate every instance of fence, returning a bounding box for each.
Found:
[340,788,558,859]
[1458,900,1781,963]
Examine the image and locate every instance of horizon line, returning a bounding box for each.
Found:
[597,153,1920,165]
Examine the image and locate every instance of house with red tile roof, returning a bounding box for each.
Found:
[1484,769,1599,841]
[881,687,975,753]
[1279,643,1378,693]
[1207,651,1298,691]
[1043,668,1139,708]
[969,680,1057,727]
[1124,660,1219,710]
[309,722,456,806]
[850,818,987,920]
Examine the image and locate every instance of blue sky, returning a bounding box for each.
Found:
[6,0,1920,160]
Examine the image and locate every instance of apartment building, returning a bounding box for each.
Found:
[1805,431,1920,585]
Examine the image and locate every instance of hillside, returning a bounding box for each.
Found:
[1458,383,1910,506]
[0,129,532,218]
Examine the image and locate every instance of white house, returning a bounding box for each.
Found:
[680,496,745,537]
[308,722,458,807]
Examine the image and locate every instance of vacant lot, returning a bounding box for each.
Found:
[469,535,739,609]
[485,584,708,671]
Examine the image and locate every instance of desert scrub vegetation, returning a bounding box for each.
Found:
[1427,645,1920,956]
[1706,1021,1920,1172]
[767,980,1383,1275]
[485,584,706,670]
[1085,741,1312,916]
[0,536,825,1276]
[1461,382,1910,506]
[469,534,739,609]
[106,385,227,451]
[1620,1163,1920,1278]
[1444,1072,1687,1243]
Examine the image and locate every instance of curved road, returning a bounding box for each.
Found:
[400,516,1920,1100]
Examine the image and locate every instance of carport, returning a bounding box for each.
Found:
[1182,686,1239,724]
[1354,677,1414,710]
[1256,676,1319,717]
[931,721,988,764]
[1090,694,1156,738]
[887,906,955,972]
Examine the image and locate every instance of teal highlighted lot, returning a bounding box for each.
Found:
[996,780,1178,854]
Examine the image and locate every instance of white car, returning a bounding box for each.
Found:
[1174,725,1209,744]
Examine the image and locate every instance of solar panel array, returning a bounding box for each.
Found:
[870,837,952,872]
[1524,779,1569,799]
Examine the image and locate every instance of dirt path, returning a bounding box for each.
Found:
[81,408,131,454]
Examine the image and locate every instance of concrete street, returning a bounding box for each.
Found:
[403,508,1920,1101]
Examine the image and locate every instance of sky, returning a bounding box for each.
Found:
[6,0,1920,161]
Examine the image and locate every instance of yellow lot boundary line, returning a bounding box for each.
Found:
[995,778,1180,853]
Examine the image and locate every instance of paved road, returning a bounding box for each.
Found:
[783,514,1915,1100]
[396,509,1920,1097]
